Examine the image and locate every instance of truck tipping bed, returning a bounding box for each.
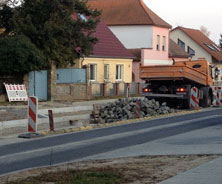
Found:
[140,59,213,87]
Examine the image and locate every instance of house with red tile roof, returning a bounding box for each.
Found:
[74,21,134,91]
[88,0,173,82]
[170,26,222,84]
[169,39,191,61]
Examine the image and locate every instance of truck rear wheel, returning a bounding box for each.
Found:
[183,98,190,109]
[200,87,212,107]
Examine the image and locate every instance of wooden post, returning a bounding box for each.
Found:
[48,62,56,101]
[48,110,54,131]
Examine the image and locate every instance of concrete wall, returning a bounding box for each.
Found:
[105,83,116,96]
[55,83,88,101]
[92,83,101,96]
[109,25,153,49]
[118,82,125,95]
[133,62,143,82]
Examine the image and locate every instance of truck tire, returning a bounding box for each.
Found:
[183,98,190,109]
[200,87,212,107]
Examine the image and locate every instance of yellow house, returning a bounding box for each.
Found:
[74,21,134,95]
[75,57,132,84]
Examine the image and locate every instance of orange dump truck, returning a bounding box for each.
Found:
[140,59,214,108]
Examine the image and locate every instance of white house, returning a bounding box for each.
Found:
[170,26,222,84]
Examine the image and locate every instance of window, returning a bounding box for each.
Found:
[188,46,195,56]
[116,64,124,80]
[204,43,215,51]
[211,43,221,52]
[89,64,97,81]
[78,13,87,22]
[192,64,201,68]
[178,39,185,50]
[162,36,166,51]
[156,35,160,50]
[104,64,109,80]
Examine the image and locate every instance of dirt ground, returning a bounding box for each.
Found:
[0,155,220,184]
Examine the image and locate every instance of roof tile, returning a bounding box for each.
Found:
[88,0,171,28]
[91,21,134,58]
[169,39,191,58]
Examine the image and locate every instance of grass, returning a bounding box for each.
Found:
[8,168,126,184]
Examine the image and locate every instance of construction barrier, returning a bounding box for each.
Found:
[28,96,38,133]
[4,83,28,102]
[134,101,141,118]
[215,87,222,106]
[190,87,199,109]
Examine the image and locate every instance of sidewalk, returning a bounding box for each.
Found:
[159,157,222,184]
[0,98,122,136]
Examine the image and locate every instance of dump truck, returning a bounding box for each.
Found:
[140,59,214,108]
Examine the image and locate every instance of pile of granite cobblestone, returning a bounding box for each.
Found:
[90,98,177,124]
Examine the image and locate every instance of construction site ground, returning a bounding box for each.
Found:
[0,155,220,184]
[0,99,221,183]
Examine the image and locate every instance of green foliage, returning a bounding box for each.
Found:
[0,4,14,35]
[0,35,46,76]
[0,0,100,73]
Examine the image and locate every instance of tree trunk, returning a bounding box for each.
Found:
[48,62,57,101]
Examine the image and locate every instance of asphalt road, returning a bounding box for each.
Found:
[1,108,222,175]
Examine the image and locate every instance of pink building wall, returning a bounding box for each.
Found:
[142,26,170,66]
[132,62,143,82]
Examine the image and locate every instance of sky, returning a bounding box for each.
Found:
[144,0,221,44]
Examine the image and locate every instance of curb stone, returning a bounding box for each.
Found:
[39,109,202,136]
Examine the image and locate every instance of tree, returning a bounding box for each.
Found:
[0,35,46,76]
[219,34,222,48]
[0,0,100,71]
[200,26,210,37]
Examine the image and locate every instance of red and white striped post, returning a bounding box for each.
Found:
[190,87,199,109]
[28,96,38,133]
[216,87,222,106]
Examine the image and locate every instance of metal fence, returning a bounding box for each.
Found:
[91,82,142,98]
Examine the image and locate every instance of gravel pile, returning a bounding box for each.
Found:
[90,98,177,124]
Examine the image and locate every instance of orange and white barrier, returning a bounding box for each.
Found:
[190,87,199,109]
[28,96,38,133]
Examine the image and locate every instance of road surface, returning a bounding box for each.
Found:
[0,108,222,176]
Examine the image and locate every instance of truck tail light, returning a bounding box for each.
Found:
[143,87,152,93]
[176,87,186,93]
